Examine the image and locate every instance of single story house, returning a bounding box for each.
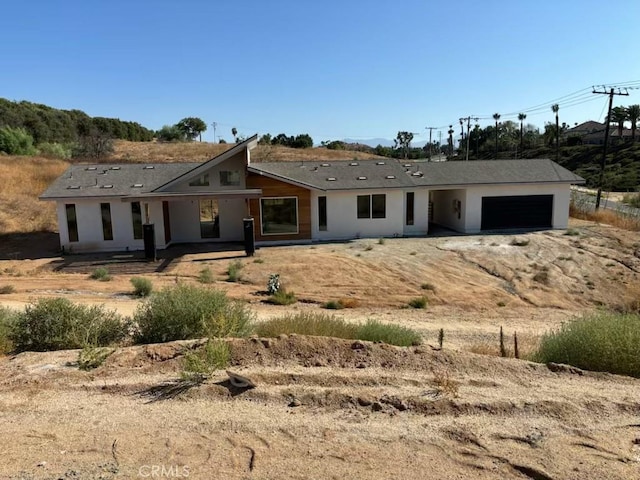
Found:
[40,135,584,253]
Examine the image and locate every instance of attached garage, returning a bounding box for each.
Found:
[481,194,553,230]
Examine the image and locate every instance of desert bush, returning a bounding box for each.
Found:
[255,312,422,347]
[531,311,640,377]
[11,298,127,352]
[0,285,15,294]
[90,267,111,281]
[198,267,214,284]
[227,260,243,282]
[421,283,436,291]
[267,273,280,294]
[0,306,16,354]
[408,296,428,309]
[133,283,254,344]
[266,289,297,305]
[378,237,385,245]
[357,319,422,346]
[130,277,153,297]
[432,368,459,398]
[323,300,344,310]
[78,346,114,370]
[255,312,359,339]
[182,339,230,380]
[622,193,640,208]
[510,238,530,247]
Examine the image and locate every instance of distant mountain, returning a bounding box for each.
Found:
[343,138,427,148]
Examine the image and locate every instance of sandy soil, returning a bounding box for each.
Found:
[1,220,640,479]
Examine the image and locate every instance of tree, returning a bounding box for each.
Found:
[518,113,527,156]
[492,113,500,159]
[394,131,414,159]
[627,104,640,141]
[0,126,36,155]
[231,127,238,142]
[258,133,272,145]
[611,106,628,139]
[447,125,454,157]
[72,130,114,159]
[176,117,207,141]
[551,104,559,161]
[156,125,185,142]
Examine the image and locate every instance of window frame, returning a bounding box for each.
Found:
[260,197,299,236]
[100,202,114,241]
[318,196,327,231]
[357,195,370,219]
[65,204,79,242]
[189,173,210,187]
[406,192,415,226]
[371,194,386,219]
[131,201,143,240]
[357,194,386,219]
[199,199,220,239]
[220,170,241,187]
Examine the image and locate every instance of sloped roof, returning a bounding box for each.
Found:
[249,158,584,191]
[40,163,199,199]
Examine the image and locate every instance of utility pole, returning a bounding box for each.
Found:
[211,122,218,143]
[459,116,478,161]
[592,87,629,209]
[425,127,436,161]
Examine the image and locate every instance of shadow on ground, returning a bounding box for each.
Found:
[0,232,61,260]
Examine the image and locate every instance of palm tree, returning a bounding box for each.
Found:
[518,113,527,157]
[231,127,238,142]
[493,113,500,159]
[611,106,628,140]
[551,104,559,161]
[627,104,640,141]
[447,125,454,157]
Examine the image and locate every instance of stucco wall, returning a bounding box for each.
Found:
[165,151,247,192]
[402,189,430,236]
[56,199,166,253]
[309,189,406,241]
[464,183,570,232]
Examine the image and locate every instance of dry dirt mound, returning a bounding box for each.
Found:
[1,336,639,479]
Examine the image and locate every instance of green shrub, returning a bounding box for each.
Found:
[0,285,15,294]
[227,260,244,282]
[378,237,385,245]
[11,298,128,352]
[198,267,214,284]
[408,296,428,309]
[37,142,72,159]
[255,312,359,339]
[266,289,297,305]
[130,277,153,297]
[78,346,114,370]
[0,126,37,155]
[531,311,640,377]
[90,267,111,281]
[254,312,422,347]
[323,300,345,310]
[133,283,254,344]
[0,306,16,354]
[182,339,230,380]
[564,228,580,236]
[622,193,640,208]
[356,319,422,346]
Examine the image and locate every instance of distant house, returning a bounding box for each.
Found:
[40,135,584,253]
[565,120,635,145]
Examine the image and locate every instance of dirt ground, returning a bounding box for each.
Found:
[1,220,640,479]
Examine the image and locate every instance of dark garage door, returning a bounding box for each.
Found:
[481,195,553,230]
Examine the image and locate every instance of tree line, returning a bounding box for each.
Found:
[0,98,154,157]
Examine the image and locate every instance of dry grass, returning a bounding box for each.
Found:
[0,156,68,233]
[467,333,539,359]
[570,203,640,231]
[110,140,384,164]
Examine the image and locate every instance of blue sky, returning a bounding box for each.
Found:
[2,0,640,144]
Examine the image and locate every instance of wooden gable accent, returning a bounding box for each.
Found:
[246,172,312,242]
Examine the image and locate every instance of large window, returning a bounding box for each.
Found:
[357,194,386,219]
[189,174,209,187]
[131,202,143,239]
[65,204,78,242]
[406,192,415,226]
[261,197,298,235]
[318,196,327,231]
[199,199,220,238]
[100,203,113,241]
[220,170,241,186]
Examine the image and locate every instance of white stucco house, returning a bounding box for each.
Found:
[40,135,584,253]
